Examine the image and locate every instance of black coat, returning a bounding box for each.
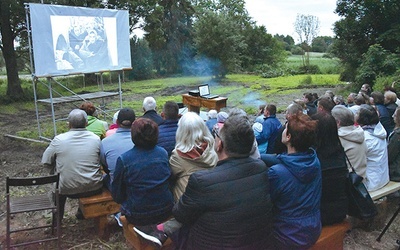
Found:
[173,157,273,250]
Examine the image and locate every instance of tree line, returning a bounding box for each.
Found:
[1,0,399,101]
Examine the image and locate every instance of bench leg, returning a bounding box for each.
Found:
[95,216,108,238]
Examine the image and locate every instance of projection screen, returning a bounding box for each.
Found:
[29,3,131,77]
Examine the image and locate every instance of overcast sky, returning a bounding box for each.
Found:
[245,0,340,41]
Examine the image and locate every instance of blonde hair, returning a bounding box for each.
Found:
[384,91,397,104]
[175,112,214,153]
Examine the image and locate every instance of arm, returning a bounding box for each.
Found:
[41,138,58,173]
[111,156,126,203]
[388,132,400,164]
[99,143,110,174]
[173,173,205,225]
[268,166,281,202]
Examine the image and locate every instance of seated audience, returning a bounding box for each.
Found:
[313,112,348,225]
[388,107,400,181]
[371,91,395,136]
[171,113,273,249]
[41,109,103,221]
[100,108,135,190]
[111,118,174,225]
[332,105,367,179]
[80,101,108,139]
[157,101,180,156]
[205,109,218,133]
[142,96,163,125]
[356,104,389,191]
[105,110,119,137]
[269,114,321,249]
[169,111,218,198]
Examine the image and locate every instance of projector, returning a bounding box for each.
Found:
[188,90,200,97]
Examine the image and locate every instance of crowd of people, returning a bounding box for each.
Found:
[41,83,400,249]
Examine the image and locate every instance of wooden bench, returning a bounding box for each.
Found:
[120,215,174,250]
[78,188,120,238]
[309,220,351,250]
[369,181,400,201]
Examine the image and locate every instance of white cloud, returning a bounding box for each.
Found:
[245,0,340,41]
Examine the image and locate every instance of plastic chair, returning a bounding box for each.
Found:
[6,174,61,249]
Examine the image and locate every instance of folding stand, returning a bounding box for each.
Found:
[376,203,400,249]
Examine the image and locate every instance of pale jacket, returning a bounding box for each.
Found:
[362,122,390,191]
[338,125,367,179]
[169,143,218,200]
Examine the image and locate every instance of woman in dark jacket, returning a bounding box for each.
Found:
[112,118,174,225]
[312,112,349,225]
[269,114,322,249]
[388,107,400,181]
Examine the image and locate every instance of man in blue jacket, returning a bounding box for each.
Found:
[256,104,282,154]
[157,101,180,156]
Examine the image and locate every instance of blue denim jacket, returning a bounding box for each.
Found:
[112,145,174,224]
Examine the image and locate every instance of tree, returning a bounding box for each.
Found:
[143,0,195,74]
[333,0,400,82]
[128,36,154,80]
[194,10,245,78]
[241,25,286,71]
[0,0,26,100]
[294,14,320,67]
[311,36,333,53]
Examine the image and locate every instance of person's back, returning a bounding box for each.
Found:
[157,101,180,156]
[312,112,348,226]
[268,114,321,249]
[169,112,218,200]
[256,104,282,154]
[388,108,400,181]
[357,104,389,191]
[100,108,136,190]
[79,101,108,138]
[173,113,273,249]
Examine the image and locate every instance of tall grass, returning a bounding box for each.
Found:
[285,53,341,74]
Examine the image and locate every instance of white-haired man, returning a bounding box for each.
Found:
[142,96,163,125]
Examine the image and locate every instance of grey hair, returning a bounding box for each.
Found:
[68,109,87,128]
[143,96,157,111]
[331,105,354,127]
[175,112,214,153]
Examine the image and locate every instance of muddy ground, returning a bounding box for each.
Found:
[0,86,399,249]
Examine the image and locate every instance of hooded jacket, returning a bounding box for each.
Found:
[169,143,218,200]
[362,122,390,191]
[268,148,322,249]
[338,125,367,179]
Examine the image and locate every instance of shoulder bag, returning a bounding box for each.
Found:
[345,154,378,219]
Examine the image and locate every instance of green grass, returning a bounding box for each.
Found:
[286,53,341,74]
[4,73,345,139]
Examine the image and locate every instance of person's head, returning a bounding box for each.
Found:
[332,105,355,127]
[384,91,397,105]
[264,104,277,117]
[285,103,303,119]
[393,107,400,127]
[131,118,158,149]
[80,101,96,116]
[312,112,341,157]
[68,109,88,129]
[356,104,379,126]
[112,110,120,125]
[325,90,334,99]
[161,101,179,120]
[347,93,357,104]
[317,96,335,113]
[333,95,344,105]
[303,92,313,102]
[370,91,385,105]
[283,114,317,152]
[258,104,266,115]
[175,112,214,153]
[143,96,157,112]
[360,84,372,95]
[217,111,229,123]
[216,112,254,158]
[312,93,319,101]
[117,108,136,128]
[354,94,366,105]
[208,109,218,119]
